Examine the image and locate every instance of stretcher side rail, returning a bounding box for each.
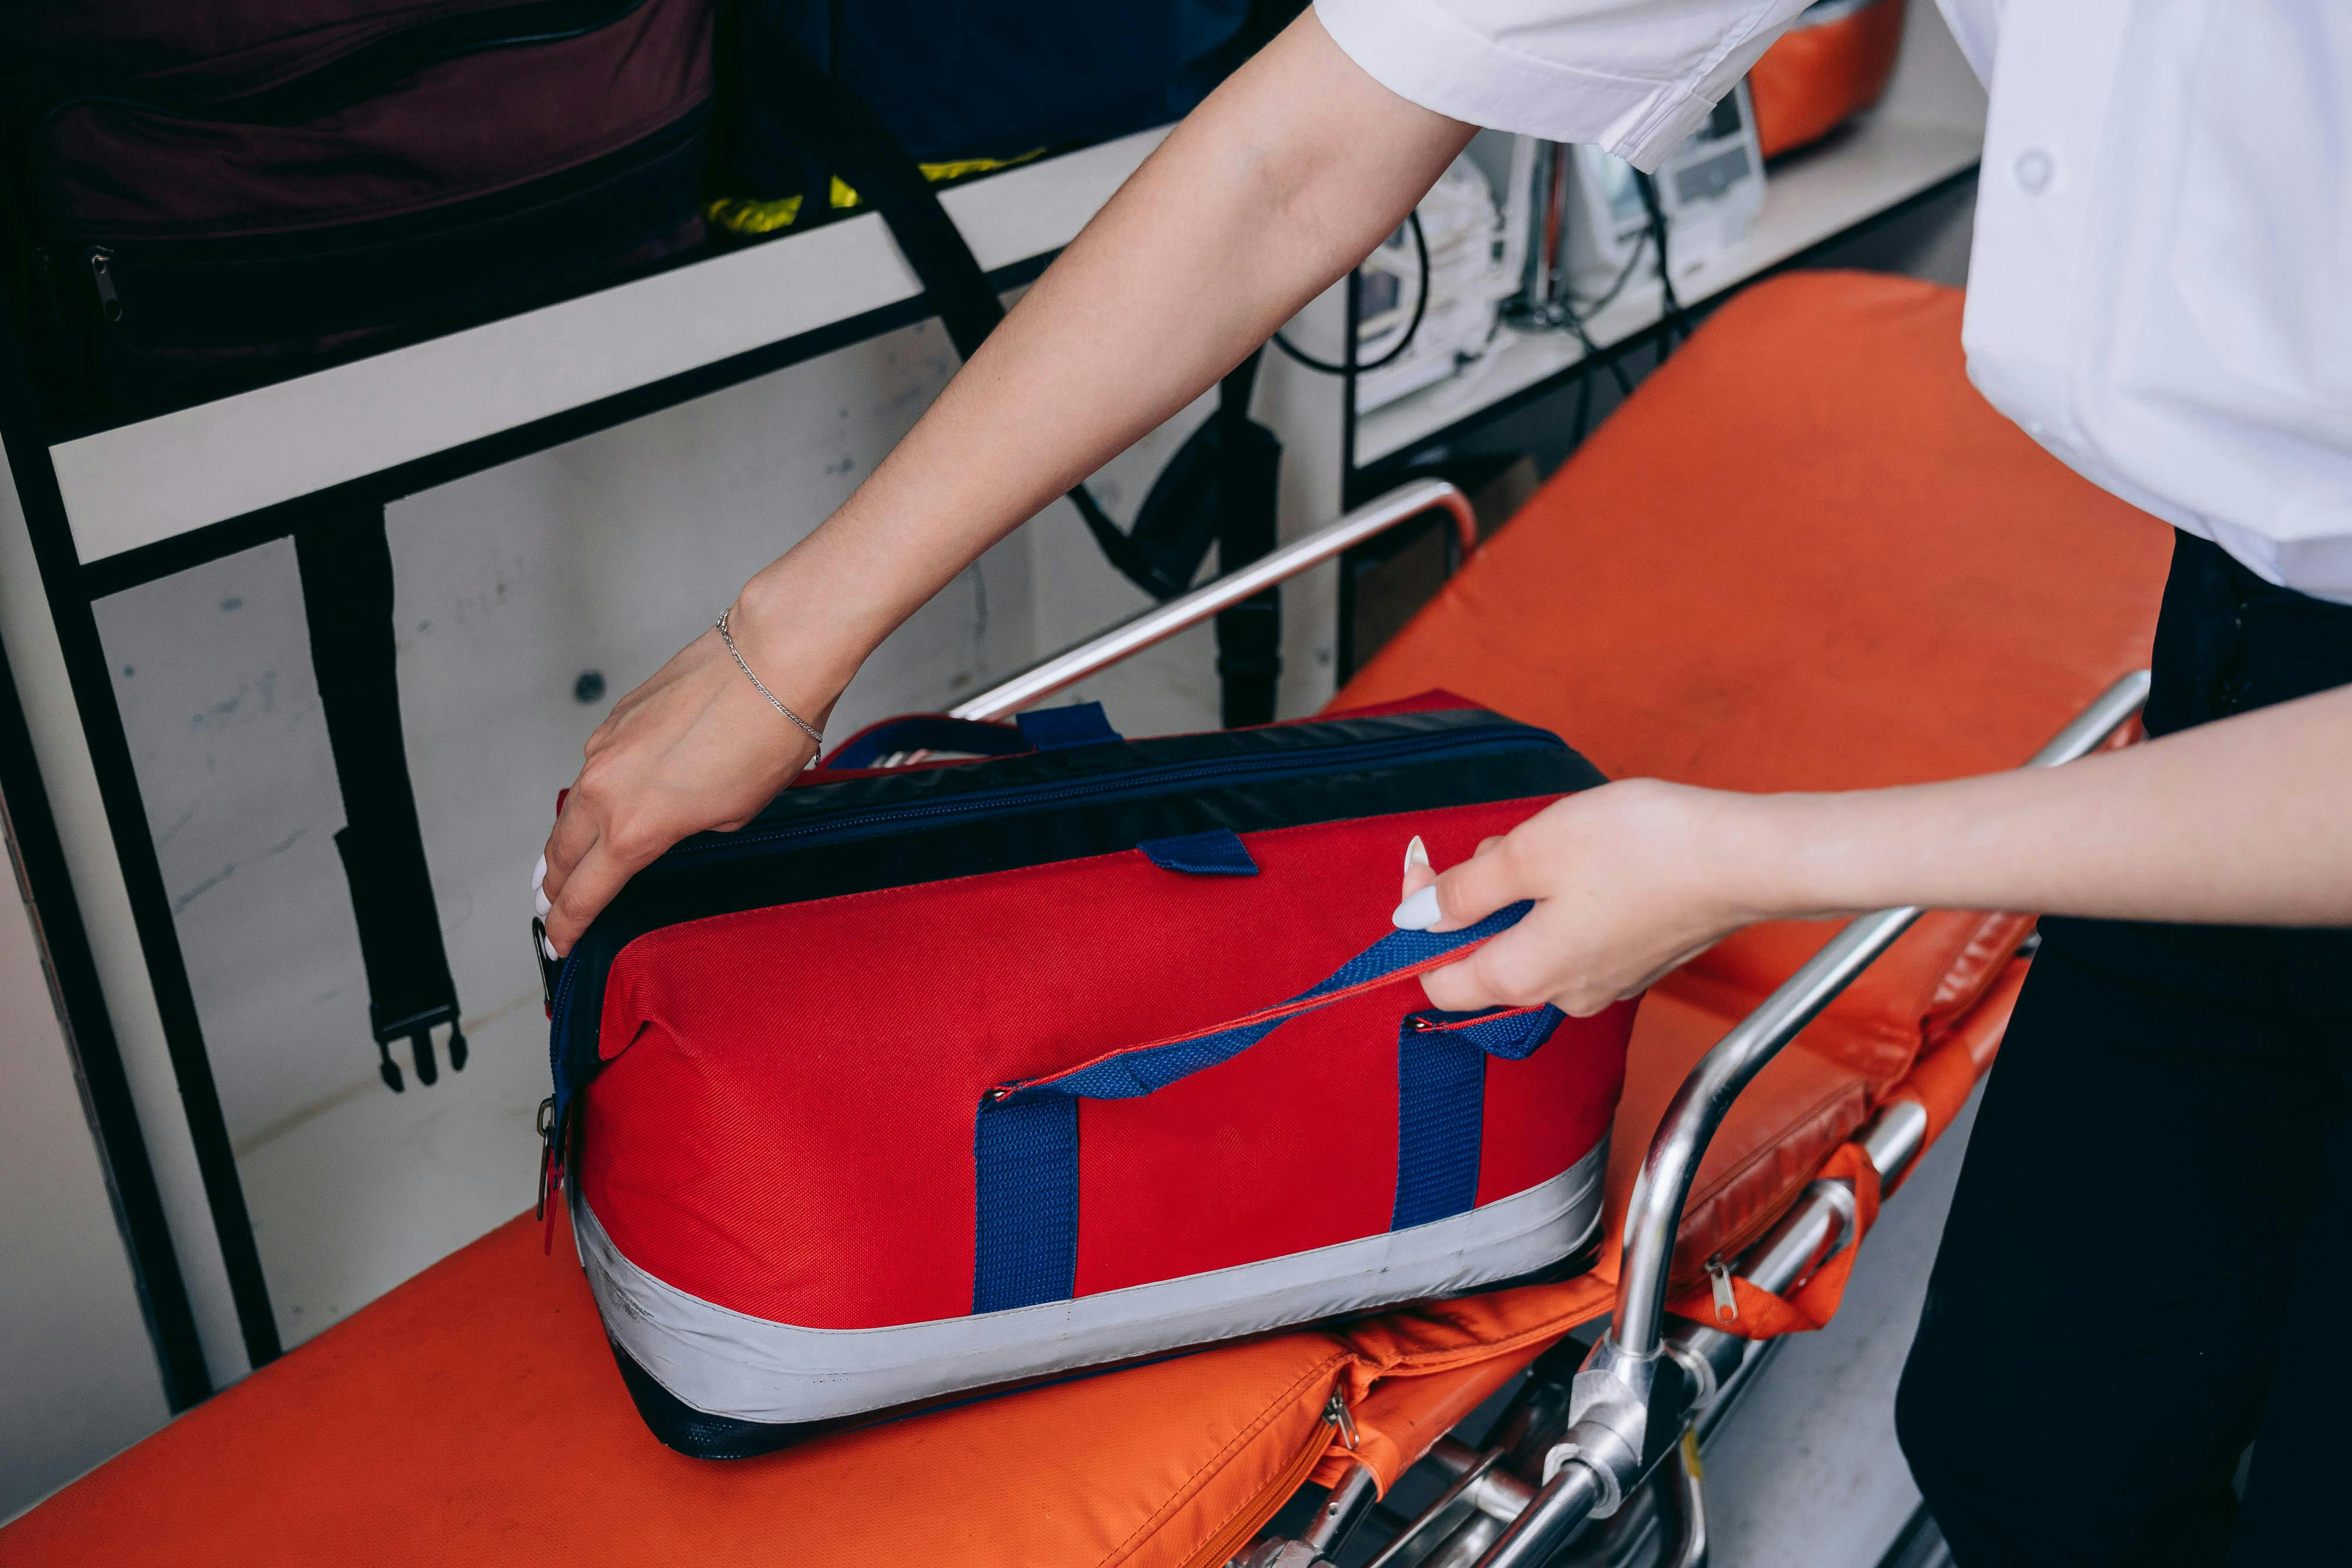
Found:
[1236,671,2150,1568]
[949,476,1479,721]
[1465,670,2151,1568]
[952,489,2143,1566]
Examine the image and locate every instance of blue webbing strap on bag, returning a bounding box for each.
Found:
[973,902,1558,1312]
[1391,1005,1559,1229]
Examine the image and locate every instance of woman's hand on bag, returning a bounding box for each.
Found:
[535,590,845,958]
[1395,781,1802,1017]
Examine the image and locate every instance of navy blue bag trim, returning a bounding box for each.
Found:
[1392,1005,1563,1231]
[971,902,1540,1313]
[1014,701,1122,751]
[1137,829,1258,876]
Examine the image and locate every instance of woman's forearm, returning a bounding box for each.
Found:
[1750,683,2352,927]
[1408,683,2352,1017]
[540,14,1472,951]
[731,12,1472,690]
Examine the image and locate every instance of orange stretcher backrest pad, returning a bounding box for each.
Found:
[1337,272,2173,1090]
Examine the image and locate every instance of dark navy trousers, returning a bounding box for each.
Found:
[1897,533,2352,1566]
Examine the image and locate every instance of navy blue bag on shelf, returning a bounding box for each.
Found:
[714,1,1291,714]
[723,1,1257,225]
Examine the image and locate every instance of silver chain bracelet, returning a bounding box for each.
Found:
[714,606,824,749]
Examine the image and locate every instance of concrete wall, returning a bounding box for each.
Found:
[79,282,1346,1355]
[0,794,169,1519]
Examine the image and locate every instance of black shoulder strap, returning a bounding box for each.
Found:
[295,503,465,1093]
[747,38,1200,600]
[1124,349,1284,724]
[1207,352,1282,727]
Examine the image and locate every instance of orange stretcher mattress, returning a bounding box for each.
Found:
[1,272,2174,1567]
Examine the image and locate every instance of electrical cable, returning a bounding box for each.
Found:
[1631,169,1689,359]
[1272,210,1429,375]
[1569,347,1596,446]
[1565,228,1649,320]
[1558,305,1633,400]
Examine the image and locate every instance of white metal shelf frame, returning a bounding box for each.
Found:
[58,128,1169,589]
[0,128,1169,1396]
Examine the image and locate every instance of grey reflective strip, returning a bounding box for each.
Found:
[577,1139,1608,1426]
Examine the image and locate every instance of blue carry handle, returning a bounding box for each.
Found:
[973,901,1564,1312]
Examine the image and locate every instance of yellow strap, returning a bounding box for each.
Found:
[707,149,1047,236]
[705,193,803,236]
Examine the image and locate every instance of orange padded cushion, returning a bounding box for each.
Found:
[1337,271,2173,1089]
[0,1209,1354,1568]
[1613,980,1875,1282]
[0,990,1882,1568]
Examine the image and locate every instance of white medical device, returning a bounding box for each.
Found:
[1514,82,1766,320]
[1354,150,1519,412]
[1570,82,1765,297]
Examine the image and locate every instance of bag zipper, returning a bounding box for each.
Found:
[1325,1390,1359,1451]
[659,720,1563,868]
[1703,1255,1738,1324]
[83,247,121,322]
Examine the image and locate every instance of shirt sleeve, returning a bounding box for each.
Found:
[1314,0,1817,169]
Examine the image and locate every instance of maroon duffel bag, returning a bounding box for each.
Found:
[2,0,714,421]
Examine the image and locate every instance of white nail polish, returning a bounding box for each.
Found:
[533,854,546,891]
[534,887,552,918]
[1404,834,1429,874]
[542,934,559,962]
[1392,885,1441,931]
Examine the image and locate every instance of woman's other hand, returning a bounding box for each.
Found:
[536,589,843,956]
[1395,782,1794,1017]
[533,10,1472,954]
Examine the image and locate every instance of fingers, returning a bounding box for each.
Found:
[1419,924,1538,1013]
[1417,917,1619,1018]
[542,841,642,957]
[1394,831,1527,933]
[539,791,606,932]
[1398,834,1435,904]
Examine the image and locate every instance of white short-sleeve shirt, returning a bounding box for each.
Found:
[1315,0,2352,604]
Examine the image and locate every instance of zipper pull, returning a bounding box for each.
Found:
[1704,1255,1738,1324]
[536,1096,564,1254]
[1325,1390,1359,1451]
[532,917,557,1017]
[85,247,122,323]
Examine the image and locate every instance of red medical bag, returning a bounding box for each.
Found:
[542,694,1635,1456]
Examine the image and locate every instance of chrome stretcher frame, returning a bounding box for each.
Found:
[1242,674,2151,1568]
[931,482,2149,1568]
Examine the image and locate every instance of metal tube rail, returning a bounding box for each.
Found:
[951,478,1479,721]
[1610,668,2150,1361]
[1345,1091,1943,1568]
[1458,671,2152,1568]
